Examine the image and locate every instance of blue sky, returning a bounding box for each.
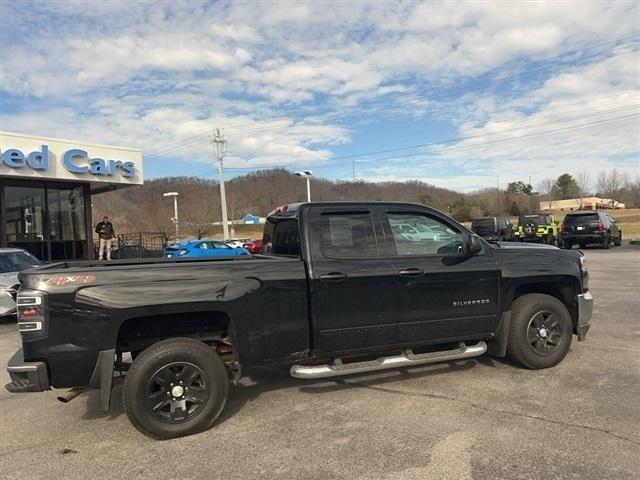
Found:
[1,1,638,192]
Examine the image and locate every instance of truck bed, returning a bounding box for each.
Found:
[26,254,291,273]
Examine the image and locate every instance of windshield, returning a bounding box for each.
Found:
[0,251,41,273]
[472,218,494,227]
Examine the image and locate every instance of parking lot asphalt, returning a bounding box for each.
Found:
[1,244,639,480]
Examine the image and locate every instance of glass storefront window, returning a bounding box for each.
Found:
[1,183,89,261]
[4,186,45,242]
[47,186,86,241]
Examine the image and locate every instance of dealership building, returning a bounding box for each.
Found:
[0,131,143,261]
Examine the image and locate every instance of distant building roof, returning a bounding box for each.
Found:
[539,197,625,211]
[241,213,264,224]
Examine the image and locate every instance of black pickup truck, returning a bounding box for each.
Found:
[6,202,593,439]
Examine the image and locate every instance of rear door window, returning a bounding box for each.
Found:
[319,212,378,258]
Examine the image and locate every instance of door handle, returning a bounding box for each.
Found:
[397,268,424,276]
[319,272,348,281]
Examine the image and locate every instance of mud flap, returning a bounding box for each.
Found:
[89,349,115,412]
[487,311,510,357]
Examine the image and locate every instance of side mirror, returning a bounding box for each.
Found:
[468,234,482,255]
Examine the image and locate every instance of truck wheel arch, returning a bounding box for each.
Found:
[490,279,580,358]
[116,310,234,357]
[504,279,580,328]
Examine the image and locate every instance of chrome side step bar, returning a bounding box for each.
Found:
[290,341,487,379]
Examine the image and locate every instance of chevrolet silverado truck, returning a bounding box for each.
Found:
[6,202,593,439]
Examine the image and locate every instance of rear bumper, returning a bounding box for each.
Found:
[576,292,593,341]
[562,234,604,244]
[5,349,50,393]
[516,234,544,242]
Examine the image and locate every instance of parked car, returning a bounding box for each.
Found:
[471,216,514,241]
[164,240,249,258]
[6,201,592,439]
[224,238,251,248]
[0,248,42,319]
[515,213,560,244]
[242,239,263,254]
[560,211,622,249]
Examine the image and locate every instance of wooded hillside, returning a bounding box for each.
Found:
[93,169,470,237]
[92,168,638,239]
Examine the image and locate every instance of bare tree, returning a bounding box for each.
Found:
[575,171,591,209]
[596,169,624,207]
[537,178,556,209]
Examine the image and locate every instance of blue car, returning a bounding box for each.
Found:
[164,240,250,258]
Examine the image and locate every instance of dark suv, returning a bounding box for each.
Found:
[471,216,514,241]
[561,211,622,249]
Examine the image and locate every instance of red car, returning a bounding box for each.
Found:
[242,239,263,254]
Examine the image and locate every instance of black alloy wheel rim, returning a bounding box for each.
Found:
[526,310,563,356]
[146,362,209,423]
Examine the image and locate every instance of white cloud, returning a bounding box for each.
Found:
[434,53,640,186]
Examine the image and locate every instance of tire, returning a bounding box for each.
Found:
[507,293,573,370]
[562,241,572,250]
[614,232,622,247]
[602,233,611,249]
[544,233,553,245]
[124,338,229,439]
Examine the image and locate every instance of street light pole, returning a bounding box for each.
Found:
[295,170,313,202]
[163,192,179,243]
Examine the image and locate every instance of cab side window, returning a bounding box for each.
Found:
[320,212,378,258]
[387,212,463,256]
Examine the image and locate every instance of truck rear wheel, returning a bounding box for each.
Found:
[507,294,572,369]
[123,338,229,439]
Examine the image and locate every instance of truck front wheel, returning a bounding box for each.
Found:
[507,294,573,369]
[123,338,229,439]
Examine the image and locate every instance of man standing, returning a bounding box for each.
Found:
[95,216,115,260]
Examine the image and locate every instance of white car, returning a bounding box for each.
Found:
[0,248,42,318]
[224,238,251,248]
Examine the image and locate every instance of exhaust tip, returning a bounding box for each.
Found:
[57,387,91,403]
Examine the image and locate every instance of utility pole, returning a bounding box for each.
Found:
[212,129,230,240]
[496,172,500,215]
[163,192,179,243]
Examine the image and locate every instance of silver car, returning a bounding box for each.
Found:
[0,248,42,319]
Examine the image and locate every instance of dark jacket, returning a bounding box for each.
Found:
[95,222,115,240]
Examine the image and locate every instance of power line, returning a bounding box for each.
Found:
[210,104,640,170]
[182,109,638,178]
